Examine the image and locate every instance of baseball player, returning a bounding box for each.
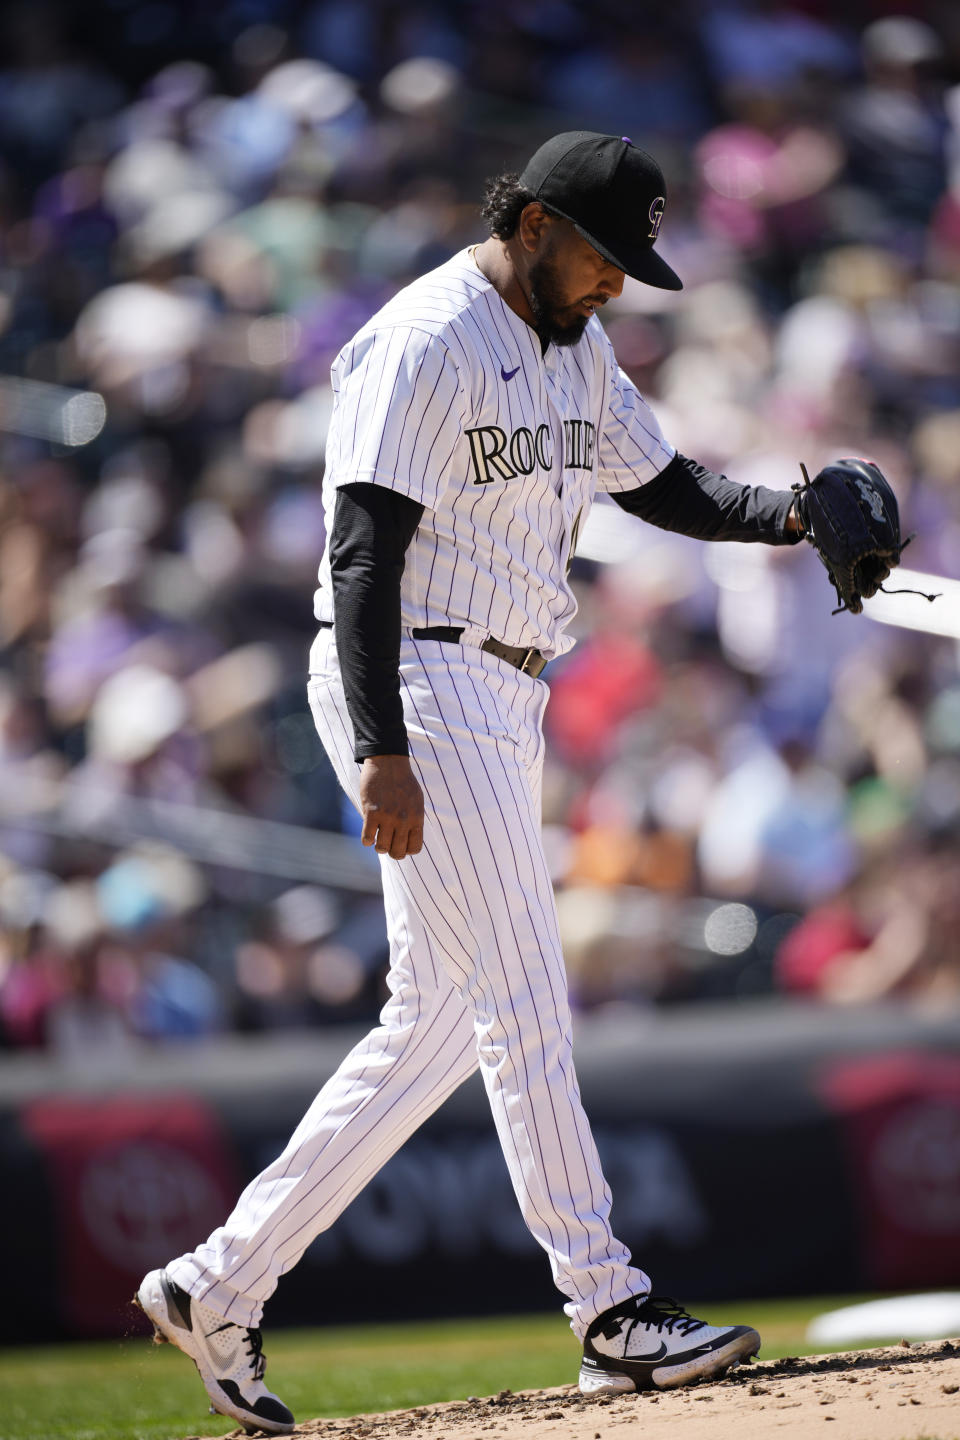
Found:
[137,132,807,1435]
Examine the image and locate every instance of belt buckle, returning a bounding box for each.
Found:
[519,646,541,675]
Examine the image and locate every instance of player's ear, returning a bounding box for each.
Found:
[517,202,552,253]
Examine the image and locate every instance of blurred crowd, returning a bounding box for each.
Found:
[1,0,960,1061]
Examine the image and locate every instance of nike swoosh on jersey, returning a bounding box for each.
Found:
[501,364,520,380]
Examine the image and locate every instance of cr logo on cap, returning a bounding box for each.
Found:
[648,196,665,241]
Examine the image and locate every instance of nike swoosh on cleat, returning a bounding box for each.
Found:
[501,365,520,380]
[634,1342,669,1362]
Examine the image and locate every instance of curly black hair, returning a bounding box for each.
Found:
[480,172,558,239]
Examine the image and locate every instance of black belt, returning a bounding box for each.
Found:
[317,621,547,677]
[411,626,547,678]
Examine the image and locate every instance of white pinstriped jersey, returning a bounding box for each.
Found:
[314,249,675,658]
[171,252,664,1344]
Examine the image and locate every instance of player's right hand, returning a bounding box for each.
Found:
[359,755,425,859]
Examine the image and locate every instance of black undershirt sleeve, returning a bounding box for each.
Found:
[328,482,425,762]
[612,451,801,544]
[329,456,796,759]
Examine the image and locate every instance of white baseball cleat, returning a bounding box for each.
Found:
[136,1268,295,1435]
[579,1293,761,1396]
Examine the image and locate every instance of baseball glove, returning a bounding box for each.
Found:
[793,457,917,615]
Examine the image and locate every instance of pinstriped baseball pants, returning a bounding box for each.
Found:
[166,632,649,1339]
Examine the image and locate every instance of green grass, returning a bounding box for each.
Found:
[0,1295,906,1440]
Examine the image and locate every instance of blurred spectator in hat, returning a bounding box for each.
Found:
[66,661,202,821]
[545,27,713,142]
[0,862,59,1048]
[357,176,465,283]
[0,1,123,184]
[33,156,119,303]
[907,408,960,575]
[0,457,83,651]
[37,879,135,1062]
[701,0,854,94]
[230,24,289,95]
[558,882,676,1011]
[97,845,221,1041]
[71,255,213,416]
[694,98,844,300]
[44,533,174,729]
[275,882,378,1022]
[928,83,960,287]
[839,15,949,243]
[774,877,870,999]
[0,673,65,869]
[778,840,960,1008]
[233,882,385,1031]
[753,735,858,910]
[300,0,382,83]
[337,54,465,205]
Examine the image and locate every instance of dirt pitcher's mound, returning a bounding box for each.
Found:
[209,1338,960,1440]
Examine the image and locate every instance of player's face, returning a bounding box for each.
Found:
[526,220,625,347]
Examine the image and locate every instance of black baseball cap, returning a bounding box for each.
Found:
[519,131,682,291]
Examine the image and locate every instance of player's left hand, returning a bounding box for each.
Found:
[793,457,906,614]
[359,754,425,859]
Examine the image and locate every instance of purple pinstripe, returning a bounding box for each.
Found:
[167,634,648,1338]
[315,253,675,658]
[167,250,676,1345]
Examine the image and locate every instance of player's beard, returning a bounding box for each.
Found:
[527,250,594,348]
